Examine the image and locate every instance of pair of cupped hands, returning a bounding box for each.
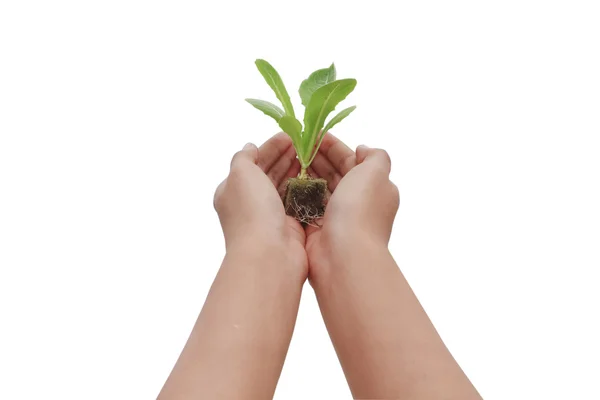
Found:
[214,132,399,283]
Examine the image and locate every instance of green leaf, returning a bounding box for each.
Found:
[255,59,295,118]
[299,63,336,106]
[278,116,303,155]
[302,79,357,166]
[308,106,357,165]
[322,105,356,136]
[245,98,285,122]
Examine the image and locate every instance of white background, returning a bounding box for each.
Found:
[1,1,599,399]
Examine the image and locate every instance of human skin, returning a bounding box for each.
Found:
[158,133,306,400]
[306,134,482,399]
[158,132,481,400]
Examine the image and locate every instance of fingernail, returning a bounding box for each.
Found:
[357,144,370,150]
[243,142,255,150]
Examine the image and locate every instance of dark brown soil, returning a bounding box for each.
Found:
[284,177,328,224]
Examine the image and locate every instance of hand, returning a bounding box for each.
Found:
[214,133,307,277]
[305,134,400,281]
[161,134,308,400]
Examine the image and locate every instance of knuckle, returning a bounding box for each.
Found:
[373,148,392,169]
[228,163,246,181]
[213,193,221,212]
[364,148,392,175]
[213,180,227,211]
[388,181,400,207]
[230,151,244,169]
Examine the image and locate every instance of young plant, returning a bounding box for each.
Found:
[246,60,357,222]
[246,60,356,179]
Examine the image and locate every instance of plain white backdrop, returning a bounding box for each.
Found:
[1,1,599,399]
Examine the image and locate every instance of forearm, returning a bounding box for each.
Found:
[312,241,481,399]
[159,242,305,400]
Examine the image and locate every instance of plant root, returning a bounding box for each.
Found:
[289,198,324,226]
[284,177,328,225]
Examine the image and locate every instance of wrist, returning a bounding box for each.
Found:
[225,236,308,282]
[329,227,390,261]
[309,232,390,286]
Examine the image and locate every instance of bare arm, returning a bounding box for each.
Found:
[159,135,307,400]
[307,135,481,399]
[313,244,480,399]
[159,246,304,400]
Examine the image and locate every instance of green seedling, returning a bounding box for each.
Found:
[246,59,356,178]
[246,60,357,223]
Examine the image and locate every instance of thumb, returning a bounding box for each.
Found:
[356,144,370,164]
[230,142,258,169]
[355,145,391,174]
[304,216,324,237]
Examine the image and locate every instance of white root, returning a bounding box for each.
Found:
[291,198,324,226]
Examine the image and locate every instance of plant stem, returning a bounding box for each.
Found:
[299,168,307,179]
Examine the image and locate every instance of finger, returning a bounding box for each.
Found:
[356,145,392,174]
[318,133,356,176]
[277,162,301,198]
[257,132,293,172]
[267,145,299,187]
[213,178,227,212]
[230,142,258,170]
[356,144,370,164]
[304,217,324,242]
[285,215,307,244]
[310,152,343,191]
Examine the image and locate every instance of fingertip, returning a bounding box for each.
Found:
[356,144,370,164]
[356,146,392,173]
[230,143,258,169]
[243,142,259,163]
